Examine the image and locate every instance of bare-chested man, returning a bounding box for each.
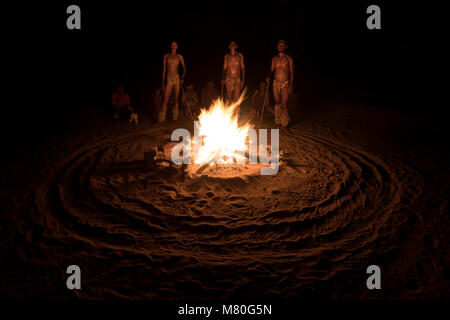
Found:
[222,41,245,107]
[158,41,186,122]
[266,40,294,127]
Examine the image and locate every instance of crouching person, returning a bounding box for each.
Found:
[112,84,138,125]
[112,84,131,120]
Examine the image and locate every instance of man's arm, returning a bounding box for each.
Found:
[266,57,275,83]
[222,55,228,82]
[240,53,245,85]
[179,55,186,81]
[162,54,167,89]
[288,55,294,92]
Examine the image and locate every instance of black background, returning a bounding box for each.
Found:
[5,0,441,152]
[0,0,448,306]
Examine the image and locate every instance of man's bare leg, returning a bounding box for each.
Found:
[159,84,174,122]
[172,82,180,120]
[273,86,282,125]
[233,82,241,114]
[280,87,290,127]
[225,81,233,104]
[233,85,240,101]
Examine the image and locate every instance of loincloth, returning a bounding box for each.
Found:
[167,75,180,87]
[273,79,289,93]
[225,77,241,90]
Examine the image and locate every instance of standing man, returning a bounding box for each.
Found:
[159,41,186,122]
[222,41,245,107]
[266,40,294,127]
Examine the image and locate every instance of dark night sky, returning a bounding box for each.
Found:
[4,0,440,149]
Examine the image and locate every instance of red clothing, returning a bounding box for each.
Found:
[112,92,130,109]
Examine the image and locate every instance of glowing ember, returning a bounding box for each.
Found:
[193,93,251,165]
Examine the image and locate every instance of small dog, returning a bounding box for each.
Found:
[128,107,139,126]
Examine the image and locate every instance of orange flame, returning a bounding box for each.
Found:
[194,92,252,165]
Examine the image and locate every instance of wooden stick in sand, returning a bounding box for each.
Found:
[258,81,270,128]
[181,84,195,121]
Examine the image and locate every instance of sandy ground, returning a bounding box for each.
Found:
[0,103,448,299]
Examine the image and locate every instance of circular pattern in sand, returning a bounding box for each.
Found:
[22,121,445,299]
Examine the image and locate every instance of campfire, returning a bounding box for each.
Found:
[150,93,281,178]
[193,94,251,166]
